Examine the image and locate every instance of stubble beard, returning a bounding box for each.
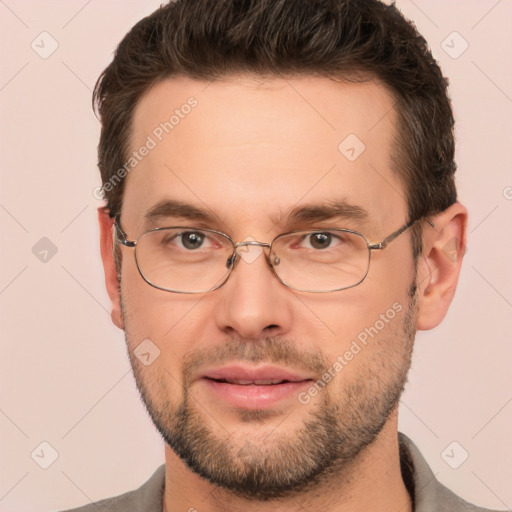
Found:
[122,287,417,500]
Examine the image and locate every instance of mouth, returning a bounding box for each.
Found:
[198,365,314,409]
[204,377,304,385]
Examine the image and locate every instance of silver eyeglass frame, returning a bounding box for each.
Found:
[113,216,433,294]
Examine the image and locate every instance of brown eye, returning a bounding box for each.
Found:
[180,231,205,250]
[308,233,332,249]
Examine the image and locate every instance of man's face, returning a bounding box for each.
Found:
[118,75,418,499]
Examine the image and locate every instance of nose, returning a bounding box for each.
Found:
[213,243,293,340]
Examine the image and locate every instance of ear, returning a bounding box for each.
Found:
[98,207,124,330]
[416,202,468,330]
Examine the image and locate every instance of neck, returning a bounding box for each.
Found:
[162,412,412,512]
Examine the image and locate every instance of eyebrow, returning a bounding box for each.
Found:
[285,200,369,226]
[144,199,214,225]
[143,198,370,230]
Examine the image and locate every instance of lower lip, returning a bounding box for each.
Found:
[201,378,312,409]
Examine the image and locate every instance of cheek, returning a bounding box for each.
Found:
[121,256,190,331]
[121,282,194,408]
[131,356,185,414]
[307,302,413,399]
[297,283,405,338]
[295,271,414,373]
[120,262,206,368]
[356,250,415,321]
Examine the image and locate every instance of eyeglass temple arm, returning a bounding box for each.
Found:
[113,216,136,247]
[368,217,434,250]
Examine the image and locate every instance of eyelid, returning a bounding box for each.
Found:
[307,227,347,233]
[148,225,222,236]
[160,229,217,250]
[286,226,362,236]
[145,219,218,232]
[150,225,365,245]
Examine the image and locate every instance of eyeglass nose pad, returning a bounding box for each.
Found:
[266,245,280,267]
[226,253,237,269]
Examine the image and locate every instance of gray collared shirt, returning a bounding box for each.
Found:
[59,433,506,512]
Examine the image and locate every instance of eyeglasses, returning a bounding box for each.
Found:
[114,217,429,293]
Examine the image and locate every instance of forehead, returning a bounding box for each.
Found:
[123,74,406,235]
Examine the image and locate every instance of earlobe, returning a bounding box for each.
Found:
[416,203,468,331]
[98,207,124,330]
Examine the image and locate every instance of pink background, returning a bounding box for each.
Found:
[0,1,511,510]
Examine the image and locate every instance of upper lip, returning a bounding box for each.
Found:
[200,364,315,385]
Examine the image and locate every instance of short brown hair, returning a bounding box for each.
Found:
[94,0,457,257]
